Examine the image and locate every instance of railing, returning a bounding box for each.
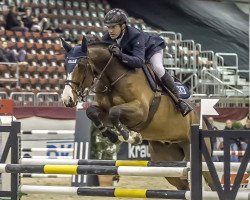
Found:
[36,92,63,107]
[7,92,62,107]
[200,69,245,97]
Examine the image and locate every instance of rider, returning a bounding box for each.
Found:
[102,8,192,116]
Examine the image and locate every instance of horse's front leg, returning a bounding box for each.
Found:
[108,100,146,144]
[86,105,119,143]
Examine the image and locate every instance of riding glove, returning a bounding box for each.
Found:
[108,45,122,59]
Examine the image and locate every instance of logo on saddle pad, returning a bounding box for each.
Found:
[68,59,77,64]
[177,85,187,95]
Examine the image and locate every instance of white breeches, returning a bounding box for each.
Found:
[149,49,165,78]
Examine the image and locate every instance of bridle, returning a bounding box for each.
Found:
[64,56,90,102]
[65,51,129,102]
[65,79,88,102]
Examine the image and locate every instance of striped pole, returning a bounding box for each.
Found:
[19,185,250,200]
[21,174,71,178]
[21,156,73,159]
[0,164,187,177]
[19,159,250,172]
[21,148,73,153]
[20,185,186,199]
[187,162,250,172]
[19,159,187,167]
[213,151,245,156]
[21,130,75,135]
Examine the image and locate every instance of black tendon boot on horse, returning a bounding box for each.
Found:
[161,72,193,117]
[86,106,119,144]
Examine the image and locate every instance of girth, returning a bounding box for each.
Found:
[133,91,162,131]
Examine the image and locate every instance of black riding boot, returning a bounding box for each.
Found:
[161,72,193,117]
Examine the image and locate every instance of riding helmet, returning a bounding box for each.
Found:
[104,8,128,26]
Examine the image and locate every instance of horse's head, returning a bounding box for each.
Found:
[61,36,95,107]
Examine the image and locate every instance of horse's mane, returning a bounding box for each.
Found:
[88,41,113,48]
[85,34,114,48]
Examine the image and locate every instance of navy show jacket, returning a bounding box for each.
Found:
[102,26,166,69]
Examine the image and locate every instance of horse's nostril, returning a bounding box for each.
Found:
[69,97,73,103]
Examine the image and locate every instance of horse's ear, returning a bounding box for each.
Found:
[81,36,87,53]
[60,37,72,53]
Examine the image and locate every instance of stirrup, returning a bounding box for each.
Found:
[177,100,193,117]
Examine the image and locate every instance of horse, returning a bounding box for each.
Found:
[61,36,211,190]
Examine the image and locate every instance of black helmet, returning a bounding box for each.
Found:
[104,8,128,26]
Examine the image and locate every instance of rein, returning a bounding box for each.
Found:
[90,53,129,94]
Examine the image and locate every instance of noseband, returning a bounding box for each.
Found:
[65,79,89,102]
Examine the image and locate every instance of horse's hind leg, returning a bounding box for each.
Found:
[149,141,189,190]
[86,105,119,143]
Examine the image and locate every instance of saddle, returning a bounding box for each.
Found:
[142,64,191,99]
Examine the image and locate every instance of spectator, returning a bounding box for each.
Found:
[208,117,222,162]
[5,5,28,33]
[22,7,48,32]
[0,41,26,63]
[242,117,250,130]
[240,117,250,151]
[219,120,240,162]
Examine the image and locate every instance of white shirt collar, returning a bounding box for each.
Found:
[116,30,125,45]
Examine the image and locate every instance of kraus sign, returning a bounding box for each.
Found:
[117,140,150,160]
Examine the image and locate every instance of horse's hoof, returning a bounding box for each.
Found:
[130,131,142,144]
[119,131,142,144]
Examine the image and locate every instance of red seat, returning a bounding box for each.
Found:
[35,43,43,51]
[39,78,48,85]
[26,54,36,61]
[37,66,47,73]
[46,54,56,61]
[32,32,41,38]
[30,78,39,85]
[49,78,58,85]
[16,42,25,49]
[58,66,65,74]
[44,43,52,51]
[47,66,57,74]
[53,44,62,52]
[37,54,45,60]
[27,66,37,74]
[5,30,14,37]
[15,31,23,37]
[55,54,65,61]
[26,42,35,50]
[19,77,30,85]
[25,32,33,38]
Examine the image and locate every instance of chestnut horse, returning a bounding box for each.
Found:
[61,36,211,190]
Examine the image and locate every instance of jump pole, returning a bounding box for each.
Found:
[20,159,250,172]
[19,185,250,200]
[20,159,187,167]
[0,164,188,178]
